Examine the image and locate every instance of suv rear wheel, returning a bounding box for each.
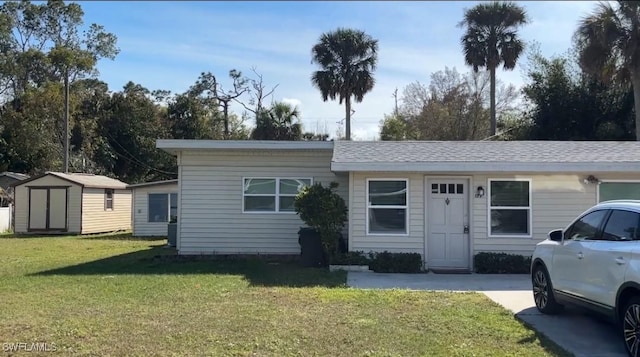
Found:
[532,265,561,314]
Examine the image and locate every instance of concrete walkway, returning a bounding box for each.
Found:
[347,272,626,357]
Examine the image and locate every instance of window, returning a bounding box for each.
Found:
[104,189,114,210]
[565,210,608,240]
[601,209,640,241]
[367,179,408,235]
[488,180,531,236]
[599,182,640,202]
[243,178,312,213]
[148,193,178,223]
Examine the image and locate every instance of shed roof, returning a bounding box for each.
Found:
[12,172,129,189]
[127,179,178,189]
[0,172,30,180]
[331,141,640,172]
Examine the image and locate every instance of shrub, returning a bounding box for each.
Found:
[294,182,348,255]
[329,251,371,266]
[473,252,532,274]
[369,251,423,273]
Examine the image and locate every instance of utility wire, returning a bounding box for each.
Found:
[104,131,178,176]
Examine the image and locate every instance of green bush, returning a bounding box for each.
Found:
[294,182,348,255]
[329,251,371,266]
[473,252,532,274]
[369,251,423,273]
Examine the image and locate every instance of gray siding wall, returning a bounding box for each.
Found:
[349,172,632,262]
[132,183,178,236]
[178,149,347,255]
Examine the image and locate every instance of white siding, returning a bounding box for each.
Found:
[178,149,347,255]
[471,173,596,256]
[132,183,178,236]
[13,175,82,234]
[81,188,132,234]
[349,172,639,264]
[350,172,425,255]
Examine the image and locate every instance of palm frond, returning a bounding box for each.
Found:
[310,27,378,104]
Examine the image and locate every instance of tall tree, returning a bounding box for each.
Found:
[311,28,378,140]
[189,70,248,139]
[519,47,634,141]
[459,1,528,137]
[251,102,302,140]
[379,67,518,141]
[576,1,640,140]
[0,0,119,172]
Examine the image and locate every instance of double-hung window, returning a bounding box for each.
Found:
[367,179,408,235]
[488,179,531,237]
[148,193,178,222]
[243,178,312,213]
[104,189,114,210]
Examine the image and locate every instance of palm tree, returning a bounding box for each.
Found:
[577,1,640,141]
[459,1,528,137]
[311,28,378,140]
[251,102,302,140]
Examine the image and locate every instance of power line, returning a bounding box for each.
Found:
[104,131,178,176]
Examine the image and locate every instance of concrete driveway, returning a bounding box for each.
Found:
[347,272,626,357]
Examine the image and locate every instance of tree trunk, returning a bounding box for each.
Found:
[63,70,70,173]
[345,96,351,140]
[223,101,229,139]
[489,67,496,137]
[633,72,640,141]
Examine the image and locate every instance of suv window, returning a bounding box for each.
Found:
[565,210,608,240]
[601,209,640,241]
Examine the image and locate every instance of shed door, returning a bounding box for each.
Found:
[48,188,67,230]
[29,188,47,230]
[28,187,68,231]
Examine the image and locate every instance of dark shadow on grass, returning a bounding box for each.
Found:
[30,247,346,288]
[80,232,165,242]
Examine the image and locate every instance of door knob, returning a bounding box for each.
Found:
[463,225,469,234]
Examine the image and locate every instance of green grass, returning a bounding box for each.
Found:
[0,234,570,357]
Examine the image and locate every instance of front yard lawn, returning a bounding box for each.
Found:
[0,234,568,356]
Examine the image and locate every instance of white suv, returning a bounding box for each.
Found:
[531,200,640,357]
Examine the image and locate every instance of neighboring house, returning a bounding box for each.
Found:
[128,179,178,236]
[157,139,640,272]
[12,172,131,234]
[0,172,29,206]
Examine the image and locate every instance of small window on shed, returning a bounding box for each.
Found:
[105,189,114,210]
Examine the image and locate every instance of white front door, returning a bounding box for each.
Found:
[426,179,470,270]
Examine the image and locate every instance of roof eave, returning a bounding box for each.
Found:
[330,162,640,173]
[127,179,179,189]
[156,139,334,154]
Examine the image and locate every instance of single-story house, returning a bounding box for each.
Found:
[128,179,178,236]
[0,171,29,206]
[156,139,640,272]
[12,172,131,234]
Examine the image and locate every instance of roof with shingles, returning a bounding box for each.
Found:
[331,141,640,172]
[12,172,128,189]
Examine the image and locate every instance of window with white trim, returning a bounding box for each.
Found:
[104,189,114,210]
[489,179,531,236]
[367,179,408,234]
[148,193,178,223]
[243,178,312,213]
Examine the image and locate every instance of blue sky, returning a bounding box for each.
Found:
[80,1,598,139]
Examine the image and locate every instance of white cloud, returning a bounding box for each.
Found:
[281,97,304,118]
